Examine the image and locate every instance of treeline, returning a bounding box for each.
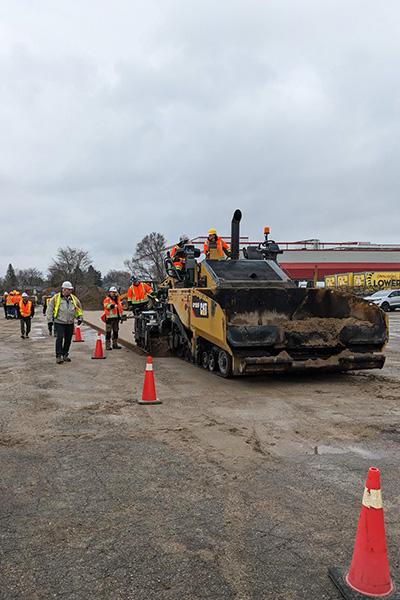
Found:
[1,232,168,293]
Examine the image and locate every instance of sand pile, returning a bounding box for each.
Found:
[42,287,61,296]
[80,286,108,310]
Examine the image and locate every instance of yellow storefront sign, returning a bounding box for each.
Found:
[365,272,400,288]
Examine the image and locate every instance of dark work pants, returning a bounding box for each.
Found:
[54,323,74,357]
[20,317,32,336]
[105,319,119,340]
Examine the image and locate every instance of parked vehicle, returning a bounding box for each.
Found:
[364,289,400,312]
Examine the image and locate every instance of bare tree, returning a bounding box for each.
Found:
[103,269,131,290]
[125,232,167,281]
[48,247,93,291]
[17,268,45,289]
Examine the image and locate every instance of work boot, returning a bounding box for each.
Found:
[25,335,29,339]
[56,356,63,364]
[63,355,71,362]
[21,334,25,339]
[106,340,112,351]
[112,341,122,349]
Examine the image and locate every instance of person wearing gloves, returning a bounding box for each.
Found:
[46,281,83,364]
[103,286,123,350]
[43,291,56,335]
[127,275,157,314]
[18,293,35,339]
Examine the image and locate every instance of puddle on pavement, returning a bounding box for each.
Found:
[274,440,380,459]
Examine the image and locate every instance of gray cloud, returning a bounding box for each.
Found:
[1,0,400,279]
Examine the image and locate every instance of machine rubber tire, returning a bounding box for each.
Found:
[218,350,232,378]
[208,353,216,371]
[202,351,209,369]
[381,302,390,312]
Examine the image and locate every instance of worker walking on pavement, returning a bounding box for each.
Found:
[18,293,35,339]
[43,291,56,335]
[6,290,18,319]
[127,275,157,314]
[203,228,231,259]
[170,234,190,273]
[46,281,83,364]
[103,286,123,350]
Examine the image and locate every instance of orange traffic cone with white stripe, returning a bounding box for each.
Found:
[73,324,84,342]
[329,467,398,598]
[92,331,106,359]
[137,356,162,405]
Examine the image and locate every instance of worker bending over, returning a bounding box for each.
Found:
[46,281,83,364]
[127,275,157,314]
[18,293,35,339]
[203,228,231,259]
[103,286,123,350]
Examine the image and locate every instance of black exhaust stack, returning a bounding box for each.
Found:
[231,209,242,260]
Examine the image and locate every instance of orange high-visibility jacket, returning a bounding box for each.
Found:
[6,294,15,306]
[19,300,33,317]
[103,296,123,318]
[170,245,185,270]
[127,283,155,304]
[203,237,230,258]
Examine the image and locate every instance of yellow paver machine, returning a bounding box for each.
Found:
[135,210,388,377]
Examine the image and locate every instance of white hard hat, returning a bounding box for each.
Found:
[180,234,189,243]
[4,291,8,295]
[109,286,118,293]
[22,293,28,297]
[61,281,73,289]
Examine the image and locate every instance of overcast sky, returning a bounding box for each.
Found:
[1,0,400,278]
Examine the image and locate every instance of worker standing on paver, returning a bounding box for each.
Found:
[170,234,190,273]
[203,228,231,259]
[18,293,35,339]
[46,281,83,364]
[103,286,123,351]
[43,292,56,335]
[127,275,157,314]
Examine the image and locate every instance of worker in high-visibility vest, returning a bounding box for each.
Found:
[46,281,83,364]
[43,292,56,335]
[127,275,157,314]
[6,290,18,319]
[203,228,231,259]
[18,293,35,339]
[103,286,123,350]
[170,234,190,273]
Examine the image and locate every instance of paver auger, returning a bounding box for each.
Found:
[134,210,388,377]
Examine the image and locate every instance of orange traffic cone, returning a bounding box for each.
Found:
[329,467,397,598]
[92,331,106,359]
[73,324,84,342]
[73,324,76,335]
[137,356,162,405]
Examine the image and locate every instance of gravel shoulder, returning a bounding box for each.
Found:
[1,312,399,599]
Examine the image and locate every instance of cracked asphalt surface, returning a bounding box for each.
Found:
[0,313,399,599]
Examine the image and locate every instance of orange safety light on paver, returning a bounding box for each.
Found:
[329,467,398,599]
[138,356,162,405]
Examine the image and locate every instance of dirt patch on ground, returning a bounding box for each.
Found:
[1,314,400,599]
